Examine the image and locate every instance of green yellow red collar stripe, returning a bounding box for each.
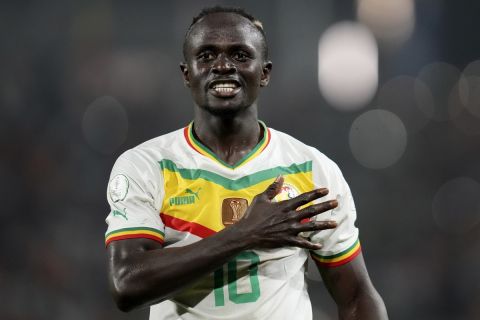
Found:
[311,239,361,267]
[184,121,271,169]
[105,227,164,246]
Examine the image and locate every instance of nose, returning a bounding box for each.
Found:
[212,54,236,74]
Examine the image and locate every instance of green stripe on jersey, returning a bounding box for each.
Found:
[311,238,360,259]
[105,227,165,238]
[158,159,312,191]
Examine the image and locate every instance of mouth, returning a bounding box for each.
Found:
[208,79,241,98]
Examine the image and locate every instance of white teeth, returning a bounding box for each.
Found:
[215,87,234,93]
[212,82,238,94]
[212,82,238,89]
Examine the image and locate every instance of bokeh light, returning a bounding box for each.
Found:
[82,96,128,154]
[462,60,480,77]
[377,76,434,134]
[451,104,480,136]
[432,177,480,235]
[108,50,168,107]
[318,21,378,111]
[448,60,480,135]
[417,62,462,122]
[349,109,407,169]
[448,79,466,120]
[458,60,480,119]
[357,0,415,47]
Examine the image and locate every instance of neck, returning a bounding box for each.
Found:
[192,104,262,166]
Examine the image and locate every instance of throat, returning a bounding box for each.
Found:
[191,121,264,167]
[216,146,256,166]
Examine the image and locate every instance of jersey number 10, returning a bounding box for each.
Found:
[213,251,260,306]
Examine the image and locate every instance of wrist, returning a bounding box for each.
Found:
[216,223,254,252]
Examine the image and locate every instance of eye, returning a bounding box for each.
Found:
[232,51,250,62]
[197,51,215,62]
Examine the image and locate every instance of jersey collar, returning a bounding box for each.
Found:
[183,121,271,169]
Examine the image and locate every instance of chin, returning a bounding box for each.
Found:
[202,105,246,118]
[202,100,250,117]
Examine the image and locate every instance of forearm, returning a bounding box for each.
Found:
[109,226,249,311]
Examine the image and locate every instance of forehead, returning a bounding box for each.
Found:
[186,13,264,52]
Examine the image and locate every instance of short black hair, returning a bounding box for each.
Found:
[183,6,268,59]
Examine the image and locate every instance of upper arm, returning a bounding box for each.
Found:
[107,238,162,285]
[104,150,166,289]
[316,253,387,319]
[317,252,374,308]
[106,237,166,312]
[107,238,163,268]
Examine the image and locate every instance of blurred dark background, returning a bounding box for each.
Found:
[1,0,480,319]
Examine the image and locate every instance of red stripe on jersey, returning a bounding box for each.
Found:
[313,246,362,268]
[105,234,164,247]
[184,125,202,155]
[160,213,217,238]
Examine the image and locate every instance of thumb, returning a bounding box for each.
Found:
[264,176,284,200]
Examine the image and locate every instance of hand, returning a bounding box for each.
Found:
[234,176,338,250]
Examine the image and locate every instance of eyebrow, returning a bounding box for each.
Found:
[194,43,256,55]
[194,45,216,54]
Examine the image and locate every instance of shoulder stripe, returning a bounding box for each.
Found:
[311,238,361,267]
[160,213,216,238]
[159,159,312,191]
[105,227,165,246]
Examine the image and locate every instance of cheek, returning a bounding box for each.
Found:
[245,69,263,90]
[250,63,265,82]
[243,66,262,87]
[189,65,208,87]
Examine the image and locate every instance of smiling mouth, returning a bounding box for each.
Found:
[209,81,241,98]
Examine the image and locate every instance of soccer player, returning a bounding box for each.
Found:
[105,6,388,320]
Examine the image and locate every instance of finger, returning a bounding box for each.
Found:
[282,188,329,211]
[293,220,337,233]
[288,236,323,250]
[295,200,338,220]
[263,176,284,200]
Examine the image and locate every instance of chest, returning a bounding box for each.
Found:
[159,164,314,245]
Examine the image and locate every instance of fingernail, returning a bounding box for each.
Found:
[317,188,328,195]
[275,175,283,183]
[329,199,338,207]
[327,220,337,227]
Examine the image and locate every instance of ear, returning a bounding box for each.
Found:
[260,61,272,87]
[179,62,190,87]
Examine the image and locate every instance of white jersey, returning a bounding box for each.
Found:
[105,122,360,320]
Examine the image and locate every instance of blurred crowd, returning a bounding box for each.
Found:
[1,1,479,319]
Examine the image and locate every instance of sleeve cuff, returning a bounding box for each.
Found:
[311,238,361,268]
[105,227,165,246]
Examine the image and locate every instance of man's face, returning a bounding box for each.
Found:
[181,13,272,115]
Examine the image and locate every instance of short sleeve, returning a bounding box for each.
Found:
[105,150,165,246]
[309,152,361,267]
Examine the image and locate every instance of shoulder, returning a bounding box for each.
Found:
[111,127,187,178]
[116,127,185,165]
[269,126,341,173]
